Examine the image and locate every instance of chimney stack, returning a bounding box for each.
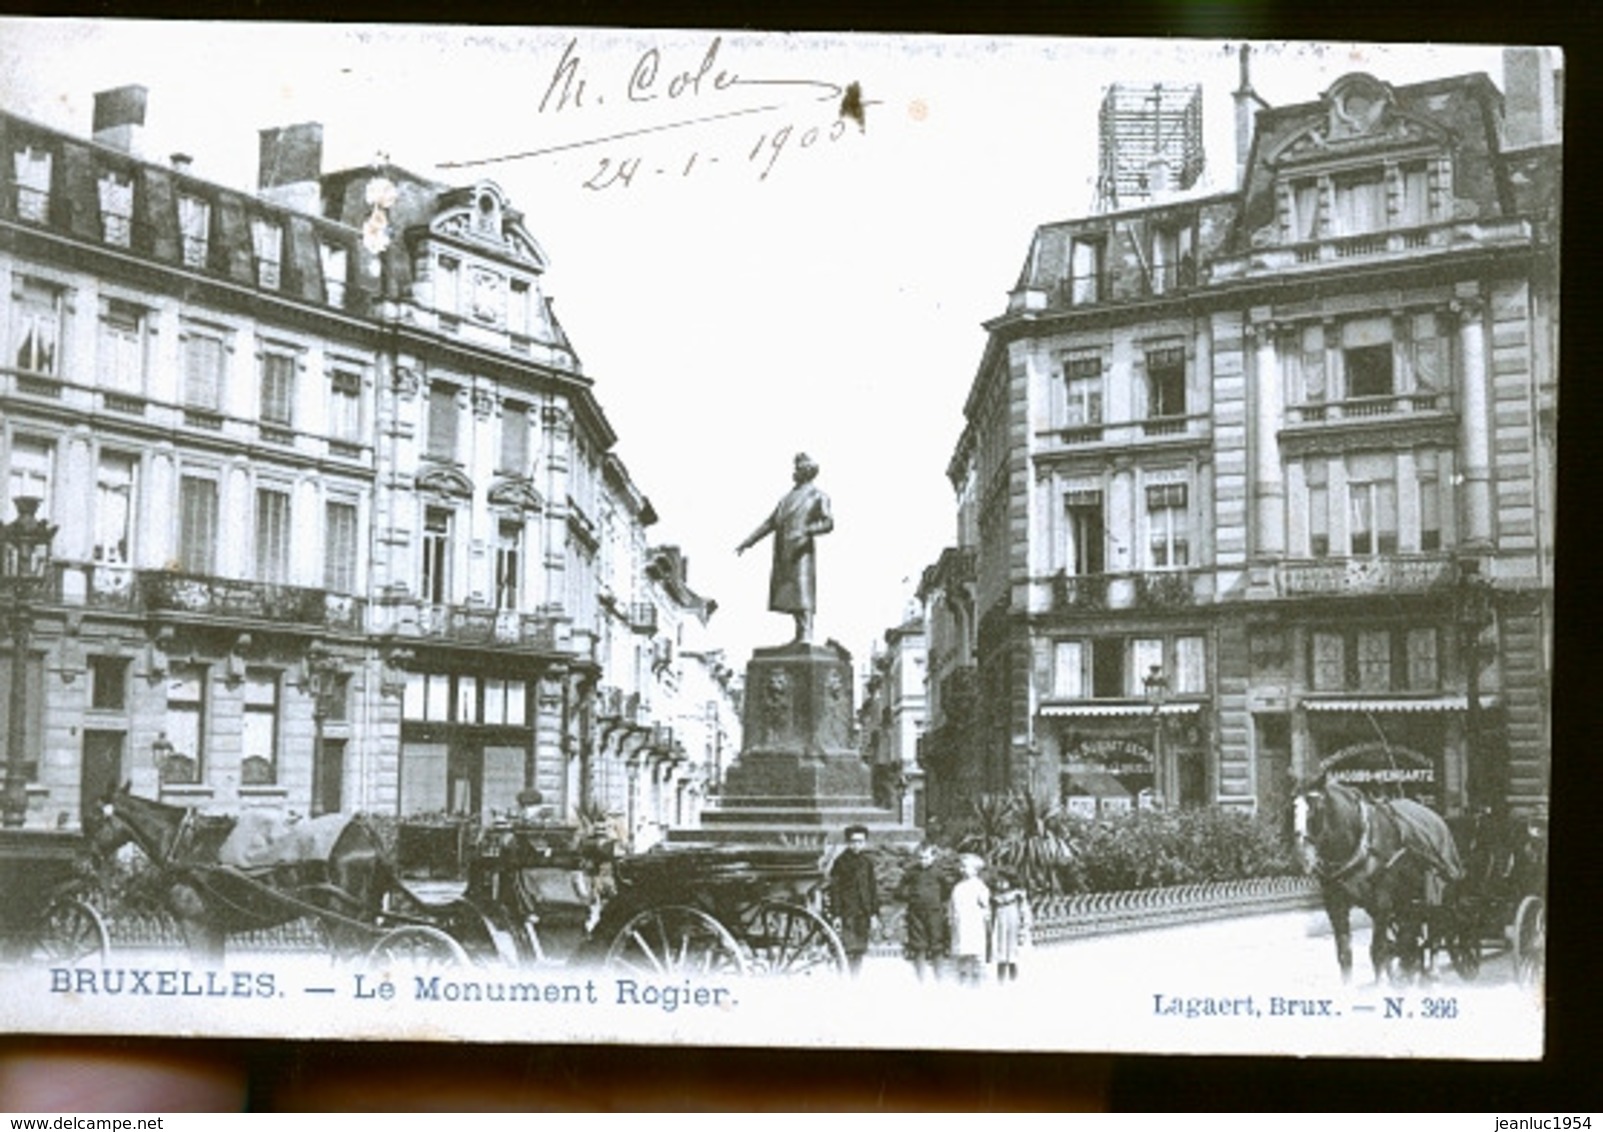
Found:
[1503,47,1562,149]
[92,84,148,154]
[1232,44,1262,189]
[258,122,325,214]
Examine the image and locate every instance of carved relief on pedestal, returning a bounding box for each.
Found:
[761,668,792,741]
[823,667,850,747]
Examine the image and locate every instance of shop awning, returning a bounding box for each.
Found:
[1062,770,1132,797]
[1302,695,1499,713]
[1040,702,1203,719]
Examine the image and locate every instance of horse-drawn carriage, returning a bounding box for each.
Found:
[1427,807,1547,986]
[1295,778,1547,987]
[0,828,109,965]
[26,786,846,977]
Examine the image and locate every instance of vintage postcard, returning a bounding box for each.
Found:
[0,22,1555,1058]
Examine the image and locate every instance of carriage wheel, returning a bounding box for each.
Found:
[740,900,848,977]
[365,925,471,969]
[603,905,746,977]
[1512,895,1546,988]
[30,898,111,966]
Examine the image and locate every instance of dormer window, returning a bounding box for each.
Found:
[1398,162,1430,227]
[252,218,282,290]
[1291,179,1320,242]
[1149,222,1195,294]
[1068,236,1104,305]
[12,145,51,222]
[97,170,134,247]
[177,194,209,268]
[1332,171,1385,235]
[320,243,348,307]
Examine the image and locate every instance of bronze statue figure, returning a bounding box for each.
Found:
[737,453,834,644]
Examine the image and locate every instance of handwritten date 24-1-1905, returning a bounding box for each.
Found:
[584,115,852,191]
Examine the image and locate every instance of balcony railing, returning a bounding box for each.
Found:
[1141,414,1188,437]
[138,570,364,629]
[1276,554,1454,598]
[1043,569,1208,615]
[409,602,565,651]
[1042,413,1208,451]
[1212,219,1535,282]
[1052,572,1109,613]
[11,370,63,399]
[1286,390,1449,425]
[1134,570,1195,609]
[43,564,365,628]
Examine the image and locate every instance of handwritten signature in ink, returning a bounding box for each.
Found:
[437,36,874,184]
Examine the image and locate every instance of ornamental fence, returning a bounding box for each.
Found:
[74,874,1325,960]
[867,874,1321,955]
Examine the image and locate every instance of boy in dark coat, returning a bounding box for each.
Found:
[827,824,879,975]
[898,842,948,980]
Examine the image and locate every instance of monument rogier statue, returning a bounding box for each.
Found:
[736,452,833,644]
[670,449,910,848]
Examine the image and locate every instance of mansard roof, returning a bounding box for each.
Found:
[1238,69,1510,244]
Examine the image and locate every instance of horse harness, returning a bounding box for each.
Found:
[1305,793,1412,894]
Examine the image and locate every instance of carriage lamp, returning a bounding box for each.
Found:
[1143,664,1169,809]
[2,495,59,828]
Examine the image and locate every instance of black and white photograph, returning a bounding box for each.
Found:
[0,20,1558,1061]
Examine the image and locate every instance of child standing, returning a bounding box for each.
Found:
[947,853,991,986]
[898,842,948,981]
[988,870,1033,983]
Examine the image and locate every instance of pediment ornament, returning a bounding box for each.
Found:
[487,476,545,512]
[417,464,475,498]
[428,182,550,270]
[1270,74,1448,167]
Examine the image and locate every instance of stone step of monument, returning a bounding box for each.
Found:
[665,822,921,848]
[698,806,899,827]
[708,794,878,808]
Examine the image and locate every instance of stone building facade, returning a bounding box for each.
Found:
[931,51,1559,827]
[0,86,736,841]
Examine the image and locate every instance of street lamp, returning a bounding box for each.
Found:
[150,731,176,781]
[301,643,345,816]
[1,496,59,828]
[1455,556,1498,816]
[1142,663,1169,808]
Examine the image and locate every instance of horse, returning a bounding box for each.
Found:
[86,783,395,963]
[1293,776,1464,983]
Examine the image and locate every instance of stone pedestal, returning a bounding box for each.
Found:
[672,642,917,847]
